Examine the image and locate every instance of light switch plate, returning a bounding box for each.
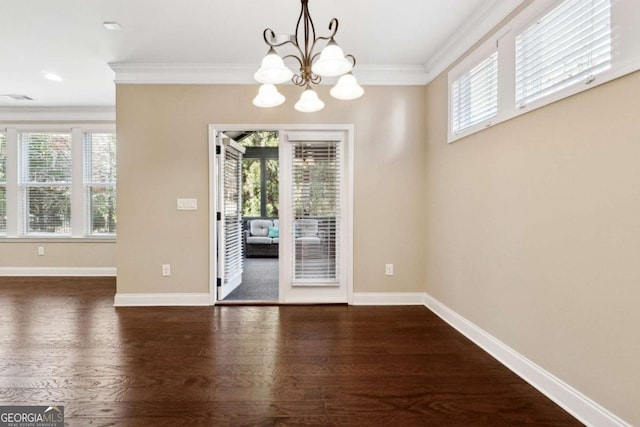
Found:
[177,198,197,210]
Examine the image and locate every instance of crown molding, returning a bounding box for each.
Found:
[423,0,526,84]
[110,0,526,89]
[0,107,115,122]
[109,62,429,86]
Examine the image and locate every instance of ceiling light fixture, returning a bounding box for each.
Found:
[103,22,121,30]
[0,94,34,101]
[43,72,62,82]
[253,0,364,112]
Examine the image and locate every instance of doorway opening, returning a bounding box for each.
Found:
[210,124,354,305]
[219,131,279,303]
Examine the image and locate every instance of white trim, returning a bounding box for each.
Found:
[109,63,428,86]
[351,292,426,306]
[0,267,116,277]
[424,0,526,85]
[0,124,115,132]
[114,292,210,307]
[424,293,631,427]
[0,107,115,122]
[208,127,217,305]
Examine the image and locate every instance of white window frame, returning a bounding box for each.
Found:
[448,0,640,143]
[0,124,116,240]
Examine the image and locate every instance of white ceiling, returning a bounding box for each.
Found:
[0,0,521,108]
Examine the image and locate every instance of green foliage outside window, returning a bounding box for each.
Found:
[242,159,261,217]
[239,131,279,218]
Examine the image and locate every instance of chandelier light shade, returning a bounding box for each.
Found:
[254,47,294,84]
[311,40,353,77]
[294,87,325,113]
[330,72,364,100]
[253,84,286,108]
[253,0,363,112]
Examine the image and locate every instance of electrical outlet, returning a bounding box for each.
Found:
[162,264,171,276]
[385,264,394,276]
[38,246,45,256]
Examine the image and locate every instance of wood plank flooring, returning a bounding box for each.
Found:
[0,278,582,426]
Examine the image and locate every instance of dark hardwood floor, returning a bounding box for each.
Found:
[0,278,582,426]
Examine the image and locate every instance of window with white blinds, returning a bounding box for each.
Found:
[452,52,499,134]
[20,132,72,235]
[516,0,611,107]
[291,141,340,282]
[0,133,6,234]
[447,0,638,143]
[85,133,117,234]
[223,146,244,286]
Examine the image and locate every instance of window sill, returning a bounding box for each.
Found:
[0,236,116,243]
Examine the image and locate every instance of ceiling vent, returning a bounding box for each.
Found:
[0,94,35,101]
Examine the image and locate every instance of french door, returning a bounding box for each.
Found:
[279,130,349,303]
[216,133,246,300]
[209,125,352,304]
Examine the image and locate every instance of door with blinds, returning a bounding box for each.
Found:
[217,134,246,300]
[279,131,349,303]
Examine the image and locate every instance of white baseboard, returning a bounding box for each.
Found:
[351,292,426,305]
[114,293,211,307]
[0,267,116,277]
[423,293,630,427]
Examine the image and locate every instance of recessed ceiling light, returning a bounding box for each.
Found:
[43,72,63,82]
[0,94,35,101]
[103,22,121,30]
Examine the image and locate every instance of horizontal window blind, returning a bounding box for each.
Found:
[291,142,340,282]
[20,133,72,234]
[85,133,117,234]
[223,147,244,285]
[516,0,611,107]
[0,133,6,233]
[452,52,499,134]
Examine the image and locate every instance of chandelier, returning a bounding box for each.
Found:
[252,0,364,112]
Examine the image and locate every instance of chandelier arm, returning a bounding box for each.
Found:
[292,75,307,87]
[345,54,357,67]
[309,74,322,85]
[283,54,304,69]
[263,28,298,49]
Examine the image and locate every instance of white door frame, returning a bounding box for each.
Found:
[208,124,354,305]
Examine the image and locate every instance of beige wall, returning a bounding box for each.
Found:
[115,84,427,295]
[424,70,640,424]
[0,241,115,268]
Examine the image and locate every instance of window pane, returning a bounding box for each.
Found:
[452,52,499,134]
[27,186,71,234]
[516,0,611,106]
[0,187,6,233]
[292,143,340,282]
[86,133,117,235]
[242,159,261,217]
[87,133,117,182]
[22,133,72,183]
[0,133,6,183]
[0,134,5,233]
[265,159,279,217]
[90,187,117,234]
